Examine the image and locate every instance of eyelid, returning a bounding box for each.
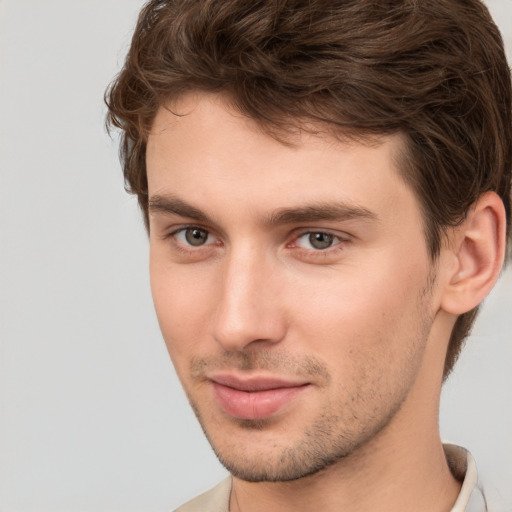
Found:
[161,224,350,255]
[165,224,221,247]
[289,228,350,245]
[285,229,352,263]
[296,232,339,248]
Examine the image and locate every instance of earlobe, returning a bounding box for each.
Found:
[440,192,507,315]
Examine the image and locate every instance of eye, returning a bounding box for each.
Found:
[295,232,339,250]
[174,227,211,247]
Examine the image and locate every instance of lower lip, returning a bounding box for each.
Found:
[211,382,308,420]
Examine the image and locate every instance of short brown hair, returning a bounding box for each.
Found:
[106,0,512,377]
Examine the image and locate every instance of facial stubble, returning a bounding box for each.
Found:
[182,277,436,483]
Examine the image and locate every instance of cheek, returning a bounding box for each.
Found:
[149,257,215,366]
[290,266,431,413]
[288,253,430,357]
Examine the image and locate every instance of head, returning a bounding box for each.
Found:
[106,0,511,480]
[107,0,512,378]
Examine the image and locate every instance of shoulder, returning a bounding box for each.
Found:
[174,477,232,512]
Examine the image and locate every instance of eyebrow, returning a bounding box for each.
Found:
[148,194,378,226]
[149,194,210,222]
[266,203,378,225]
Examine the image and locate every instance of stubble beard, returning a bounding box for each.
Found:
[183,276,437,483]
[188,377,412,483]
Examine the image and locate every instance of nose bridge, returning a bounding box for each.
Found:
[212,241,284,351]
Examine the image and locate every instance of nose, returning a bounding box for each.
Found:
[212,247,287,352]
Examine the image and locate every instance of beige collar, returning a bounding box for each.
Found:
[444,444,486,512]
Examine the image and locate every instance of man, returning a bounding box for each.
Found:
[106,0,511,510]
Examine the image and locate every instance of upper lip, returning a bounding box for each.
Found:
[209,373,309,392]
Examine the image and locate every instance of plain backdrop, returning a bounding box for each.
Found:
[0,1,511,511]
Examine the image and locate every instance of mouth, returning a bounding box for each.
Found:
[209,374,310,420]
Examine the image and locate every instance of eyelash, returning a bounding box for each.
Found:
[164,225,220,255]
[164,225,349,259]
[291,231,347,250]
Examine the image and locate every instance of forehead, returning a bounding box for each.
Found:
[146,92,416,227]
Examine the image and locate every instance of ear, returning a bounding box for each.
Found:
[440,191,507,315]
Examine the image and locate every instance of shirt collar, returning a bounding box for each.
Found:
[445,444,487,512]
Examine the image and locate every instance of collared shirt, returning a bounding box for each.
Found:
[444,444,487,512]
[174,444,486,512]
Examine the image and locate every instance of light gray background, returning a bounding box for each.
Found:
[0,1,510,510]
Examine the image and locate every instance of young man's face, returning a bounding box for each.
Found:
[146,93,446,482]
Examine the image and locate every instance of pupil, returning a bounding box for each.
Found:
[186,228,208,246]
[309,232,333,249]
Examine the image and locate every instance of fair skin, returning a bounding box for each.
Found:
[146,92,506,512]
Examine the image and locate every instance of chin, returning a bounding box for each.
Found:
[200,413,366,483]
[211,434,355,483]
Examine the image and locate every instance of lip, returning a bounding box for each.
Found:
[209,374,310,420]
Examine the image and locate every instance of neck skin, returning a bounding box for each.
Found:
[229,312,461,512]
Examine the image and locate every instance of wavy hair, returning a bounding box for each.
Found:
[106,0,512,377]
